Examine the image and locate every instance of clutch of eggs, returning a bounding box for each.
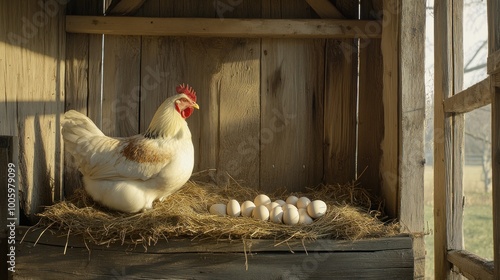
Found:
[209,194,327,224]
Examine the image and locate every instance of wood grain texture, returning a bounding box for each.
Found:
[379,0,399,219]
[492,73,500,280]
[15,228,414,279]
[433,0,459,279]
[448,250,494,280]
[63,33,89,197]
[450,0,464,256]
[101,35,141,137]
[358,2,383,199]
[398,1,426,278]
[488,1,500,278]
[321,4,357,184]
[260,40,325,192]
[2,0,66,221]
[444,76,491,113]
[217,39,260,187]
[66,16,382,39]
[488,49,500,74]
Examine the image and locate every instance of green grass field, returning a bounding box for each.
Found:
[424,165,493,279]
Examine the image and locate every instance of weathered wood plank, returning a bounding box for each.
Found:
[489,1,500,278]
[357,1,383,200]
[321,4,357,184]
[17,227,413,253]
[488,49,500,75]
[101,35,141,137]
[434,0,463,278]
[3,0,66,221]
[398,1,426,279]
[450,2,465,279]
[217,39,260,187]
[66,16,382,39]
[260,39,325,192]
[15,227,413,279]
[448,250,494,280]
[14,241,413,279]
[492,75,500,280]
[0,0,15,137]
[443,76,491,113]
[63,33,89,198]
[379,0,399,218]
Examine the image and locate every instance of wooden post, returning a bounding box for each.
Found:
[488,0,500,278]
[398,0,426,278]
[434,0,465,278]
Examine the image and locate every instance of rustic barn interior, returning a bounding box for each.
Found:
[1,0,497,279]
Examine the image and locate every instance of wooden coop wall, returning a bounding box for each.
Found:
[1,0,424,248]
[64,0,384,199]
[0,0,426,277]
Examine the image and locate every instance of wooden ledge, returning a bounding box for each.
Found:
[66,16,381,39]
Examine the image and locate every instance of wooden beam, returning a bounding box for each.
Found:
[488,49,500,74]
[66,16,381,38]
[448,250,494,280]
[305,0,345,19]
[443,76,491,113]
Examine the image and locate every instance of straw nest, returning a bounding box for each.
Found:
[34,173,399,248]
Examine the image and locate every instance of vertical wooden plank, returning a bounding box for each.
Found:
[217,39,260,186]
[379,0,399,218]
[64,0,103,198]
[0,0,15,137]
[3,0,66,221]
[434,0,464,278]
[434,0,452,278]
[101,35,141,137]
[450,0,464,258]
[398,1,426,278]
[322,5,358,184]
[260,0,324,192]
[358,2,383,198]
[488,0,500,278]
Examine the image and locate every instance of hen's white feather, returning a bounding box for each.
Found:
[62,94,196,213]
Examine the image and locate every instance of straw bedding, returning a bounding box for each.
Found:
[34,173,400,248]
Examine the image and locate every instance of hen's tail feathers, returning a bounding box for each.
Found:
[62,110,105,156]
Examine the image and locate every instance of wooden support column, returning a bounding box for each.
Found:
[434,0,464,278]
[488,0,500,277]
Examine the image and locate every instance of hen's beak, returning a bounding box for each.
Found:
[192,102,200,109]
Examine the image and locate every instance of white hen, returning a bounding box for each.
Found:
[62,84,199,213]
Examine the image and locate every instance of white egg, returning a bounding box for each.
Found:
[282,205,299,225]
[254,194,271,206]
[286,195,299,206]
[274,199,286,207]
[298,208,314,225]
[252,205,270,221]
[266,202,280,212]
[226,199,241,217]
[296,197,311,209]
[307,200,327,218]
[240,200,256,217]
[270,206,284,223]
[282,203,297,211]
[209,204,227,217]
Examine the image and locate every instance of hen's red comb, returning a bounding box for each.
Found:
[176,83,197,102]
